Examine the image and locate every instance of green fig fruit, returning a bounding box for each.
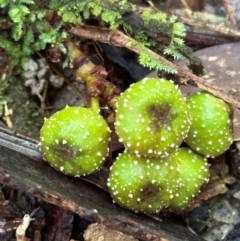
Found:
[167,148,209,210]
[115,78,191,158]
[185,91,233,157]
[108,148,209,213]
[107,151,180,213]
[40,106,110,176]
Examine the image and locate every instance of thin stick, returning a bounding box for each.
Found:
[69,25,240,108]
[178,15,240,37]
[222,0,237,26]
[16,214,34,241]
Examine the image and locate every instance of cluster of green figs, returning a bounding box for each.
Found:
[40,78,233,213]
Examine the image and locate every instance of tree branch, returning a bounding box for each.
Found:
[69,25,240,108]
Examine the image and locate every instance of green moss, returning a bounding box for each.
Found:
[0,0,201,74]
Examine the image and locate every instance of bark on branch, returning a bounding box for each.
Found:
[69,25,240,108]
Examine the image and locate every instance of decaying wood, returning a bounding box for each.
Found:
[83,223,138,241]
[0,145,205,241]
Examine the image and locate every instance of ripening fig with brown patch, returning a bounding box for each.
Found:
[40,106,110,177]
[115,78,192,158]
[107,148,209,213]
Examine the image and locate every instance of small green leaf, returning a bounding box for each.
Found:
[9,4,30,23]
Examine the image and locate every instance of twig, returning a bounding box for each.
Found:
[178,15,240,38]
[222,0,237,26]
[184,32,233,46]
[16,214,34,241]
[65,40,121,109]
[68,25,240,108]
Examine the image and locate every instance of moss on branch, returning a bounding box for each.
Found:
[0,0,203,74]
